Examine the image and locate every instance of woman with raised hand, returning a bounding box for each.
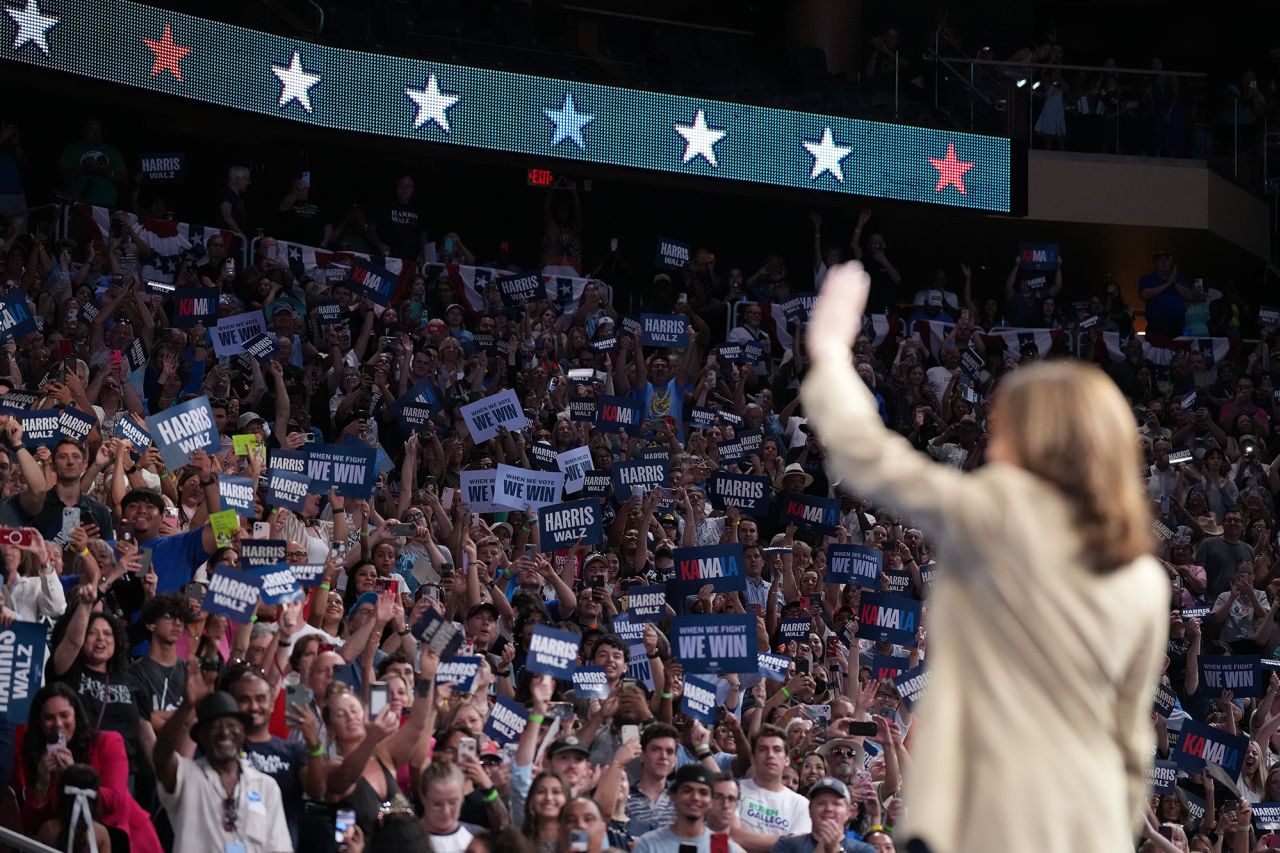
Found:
[800,262,1167,853]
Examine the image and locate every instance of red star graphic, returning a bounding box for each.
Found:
[928,143,975,194]
[144,24,191,81]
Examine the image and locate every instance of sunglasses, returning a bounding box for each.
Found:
[827,748,857,758]
[222,794,238,832]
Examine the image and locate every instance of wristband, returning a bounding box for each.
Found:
[494,670,511,678]
[528,714,545,724]
[695,745,711,756]
[332,507,347,515]
[867,825,885,833]
[397,627,411,636]
[780,686,791,700]
[308,744,325,758]
[660,690,673,700]
[79,547,90,557]
[319,582,331,591]
[483,788,500,803]
[249,615,257,624]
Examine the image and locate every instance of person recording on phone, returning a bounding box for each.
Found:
[0,419,114,541]
[800,262,1167,853]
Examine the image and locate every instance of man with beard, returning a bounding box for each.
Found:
[155,664,292,853]
[230,669,326,849]
[633,764,745,853]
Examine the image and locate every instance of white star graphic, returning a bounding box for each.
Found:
[674,109,726,167]
[271,52,320,112]
[5,0,57,55]
[802,127,853,182]
[406,74,460,132]
[543,93,593,148]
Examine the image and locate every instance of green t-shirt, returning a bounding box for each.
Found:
[59,141,126,205]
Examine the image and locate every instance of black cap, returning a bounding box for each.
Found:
[190,691,251,740]
[467,602,500,621]
[669,763,715,792]
[548,736,590,758]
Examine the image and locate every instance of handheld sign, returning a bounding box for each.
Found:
[892,663,930,708]
[242,331,281,364]
[218,475,257,517]
[641,313,689,348]
[571,667,610,700]
[1253,803,1280,831]
[147,396,220,469]
[669,543,746,611]
[305,443,377,499]
[856,592,922,647]
[0,621,46,722]
[654,237,691,271]
[266,470,310,511]
[708,473,771,517]
[627,643,655,690]
[125,335,149,373]
[1199,655,1264,697]
[595,395,642,435]
[254,564,304,605]
[538,498,603,551]
[497,272,541,304]
[458,469,506,514]
[20,411,60,448]
[611,458,668,502]
[493,464,564,512]
[171,288,218,328]
[682,675,718,724]
[581,472,611,501]
[460,389,527,443]
[483,695,529,746]
[1172,718,1249,778]
[670,614,755,674]
[57,407,97,445]
[291,563,327,587]
[1149,760,1179,795]
[612,614,645,646]
[1018,242,1059,271]
[529,441,558,472]
[114,416,153,451]
[411,611,464,659]
[396,398,436,437]
[0,296,37,343]
[241,540,287,567]
[779,619,810,643]
[348,258,396,305]
[1153,683,1177,719]
[869,654,908,682]
[626,585,667,619]
[202,567,262,621]
[557,446,593,494]
[524,625,581,681]
[757,652,791,682]
[827,544,882,589]
[435,656,482,693]
[568,397,597,422]
[212,310,267,356]
[781,492,840,536]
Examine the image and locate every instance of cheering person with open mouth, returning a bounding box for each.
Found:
[799,262,1168,853]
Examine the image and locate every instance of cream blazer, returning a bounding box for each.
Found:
[800,358,1169,853]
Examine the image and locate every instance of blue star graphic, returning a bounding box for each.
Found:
[543,93,593,149]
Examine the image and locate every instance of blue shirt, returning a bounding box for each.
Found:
[140,528,212,594]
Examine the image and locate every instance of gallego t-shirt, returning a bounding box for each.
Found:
[737,778,812,836]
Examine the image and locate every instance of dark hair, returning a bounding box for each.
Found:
[22,684,95,776]
[751,723,788,752]
[139,592,192,631]
[513,603,552,650]
[53,438,85,457]
[121,488,165,512]
[53,764,101,853]
[288,634,323,673]
[342,560,378,612]
[522,770,569,836]
[590,634,627,661]
[376,653,413,679]
[640,722,679,749]
[48,607,130,676]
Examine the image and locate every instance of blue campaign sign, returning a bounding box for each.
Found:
[266,470,310,511]
[682,675,719,724]
[627,642,655,691]
[571,667,610,700]
[435,656,482,693]
[708,473,771,517]
[1018,242,1059,272]
[612,614,646,646]
[147,395,220,469]
[218,475,257,516]
[757,652,791,682]
[57,407,97,445]
[348,258,397,306]
[397,377,443,419]
[290,563,327,587]
[19,410,60,448]
[626,585,667,619]
[254,564,304,605]
[689,406,717,430]
[0,295,37,344]
[411,611,464,660]
[781,492,840,535]
[1199,655,1264,697]
[524,624,582,681]
[538,498,603,551]
[827,544,882,589]
[171,288,218,328]
[670,614,756,674]
[242,331,281,364]
[892,663,931,708]
[0,621,46,722]
[497,272,542,305]
[529,441,559,472]
[305,443,377,499]
[395,398,437,437]
[856,592,922,647]
[1173,719,1249,778]
[779,619,810,642]
[459,469,506,513]
[654,237,691,271]
[641,313,689,348]
[202,567,262,621]
[673,543,745,596]
[869,654,909,682]
[1253,803,1280,831]
[483,695,530,746]
[114,415,152,451]
[1149,760,1179,796]
[595,395,642,435]
[611,458,668,501]
[268,448,309,478]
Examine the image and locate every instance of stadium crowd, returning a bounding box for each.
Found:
[0,113,1274,853]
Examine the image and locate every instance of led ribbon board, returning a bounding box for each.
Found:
[2,0,1013,212]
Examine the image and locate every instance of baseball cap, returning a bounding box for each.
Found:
[467,602,499,621]
[669,763,715,792]
[346,592,378,620]
[238,412,266,429]
[548,736,590,758]
[658,512,678,526]
[807,776,851,801]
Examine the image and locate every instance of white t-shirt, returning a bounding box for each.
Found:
[425,824,476,853]
[736,777,812,836]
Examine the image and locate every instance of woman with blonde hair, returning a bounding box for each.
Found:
[800,262,1167,853]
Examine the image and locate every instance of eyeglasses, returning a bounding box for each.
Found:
[286,550,308,559]
[712,794,740,804]
[222,794,238,832]
[828,748,857,758]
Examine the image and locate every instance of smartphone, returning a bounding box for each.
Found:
[252,522,270,539]
[164,506,179,527]
[284,680,311,715]
[48,731,66,752]
[441,487,455,509]
[456,735,477,763]
[847,721,878,737]
[61,507,81,534]
[828,664,843,691]
[710,832,729,853]
[569,828,590,853]
[334,807,355,847]
[443,237,455,254]
[621,724,640,744]
[1158,825,1174,841]
[380,336,398,351]
[374,577,397,594]
[301,171,311,188]
[0,528,34,547]
[368,682,389,719]
[389,523,417,537]
[796,657,810,676]
[303,432,316,443]
[109,349,123,369]
[421,584,439,602]
[590,575,605,590]
[136,548,153,576]
[1267,834,1280,850]
[548,702,574,721]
